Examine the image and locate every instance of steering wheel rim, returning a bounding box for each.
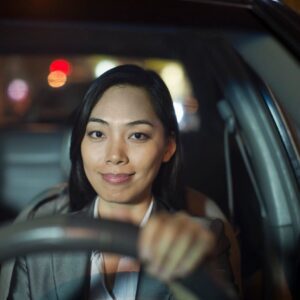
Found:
[0,215,236,300]
[0,215,139,260]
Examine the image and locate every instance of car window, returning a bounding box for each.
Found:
[0,55,199,132]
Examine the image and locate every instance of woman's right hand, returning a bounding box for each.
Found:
[138,212,215,282]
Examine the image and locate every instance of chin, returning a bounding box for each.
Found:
[98,190,131,203]
[102,194,142,206]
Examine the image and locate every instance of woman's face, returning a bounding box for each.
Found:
[81,85,176,205]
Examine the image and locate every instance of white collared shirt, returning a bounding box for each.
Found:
[89,197,154,300]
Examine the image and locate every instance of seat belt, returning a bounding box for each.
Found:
[217,100,266,225]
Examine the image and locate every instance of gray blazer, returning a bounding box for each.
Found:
[0,184,235,300]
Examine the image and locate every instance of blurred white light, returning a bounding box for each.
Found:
[173,101,184,123]
[7,79,29,102]
[161,63,185,99]
[94,60,117,77]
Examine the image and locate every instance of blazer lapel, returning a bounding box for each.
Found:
[136,268,171,300]
[52,201,95,300]
[52,251,90,300]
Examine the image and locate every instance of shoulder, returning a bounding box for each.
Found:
[15,183,71,222]
[185,187,227,221]
[16,183,96,221]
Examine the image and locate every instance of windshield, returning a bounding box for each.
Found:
[0,55,199,132]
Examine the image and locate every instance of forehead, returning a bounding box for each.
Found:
[90,85,158,119]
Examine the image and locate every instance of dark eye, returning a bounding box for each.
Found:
[130,132,149,141]
[88,131,104,139]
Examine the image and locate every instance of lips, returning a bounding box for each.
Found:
[101,173,134,184]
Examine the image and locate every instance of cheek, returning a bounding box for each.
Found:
[81,140,90,168]
[81,140,103,171]
[131,145,165,174]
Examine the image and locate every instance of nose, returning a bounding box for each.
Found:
[105,138,128,165]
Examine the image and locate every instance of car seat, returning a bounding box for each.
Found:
[0,124,70,223]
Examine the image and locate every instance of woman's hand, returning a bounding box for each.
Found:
[138,212,216,282]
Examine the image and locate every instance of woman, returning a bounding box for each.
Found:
[2,65,235,299]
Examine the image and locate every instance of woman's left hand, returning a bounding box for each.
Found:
[138,212,216,282]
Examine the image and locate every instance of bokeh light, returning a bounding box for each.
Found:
[160,63,185,99]
[94,60,117,77]
[7,79,29,102]
[50,59,72,75]
[184,96,199,114]
[48,71,67,88]
[173,101,184,123]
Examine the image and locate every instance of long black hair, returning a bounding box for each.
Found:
[69,64,185,211]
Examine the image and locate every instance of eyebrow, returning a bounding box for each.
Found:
[88,117,154,127]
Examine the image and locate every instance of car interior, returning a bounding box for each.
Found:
[0,1,300,299]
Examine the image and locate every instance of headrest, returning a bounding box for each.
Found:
[0,124,71,213]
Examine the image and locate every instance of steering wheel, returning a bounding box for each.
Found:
[0,215,236,300]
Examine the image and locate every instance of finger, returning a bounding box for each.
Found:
[138,213,168,263]
[159,215,205,280]
[176,226,215,276]
[158,228,194,281]
[147,217,184,277]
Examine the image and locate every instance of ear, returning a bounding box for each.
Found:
[162,136,177,162]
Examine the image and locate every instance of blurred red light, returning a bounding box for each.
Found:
[50,59,72,75]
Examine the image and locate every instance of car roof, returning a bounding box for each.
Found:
[0,0,252,22]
